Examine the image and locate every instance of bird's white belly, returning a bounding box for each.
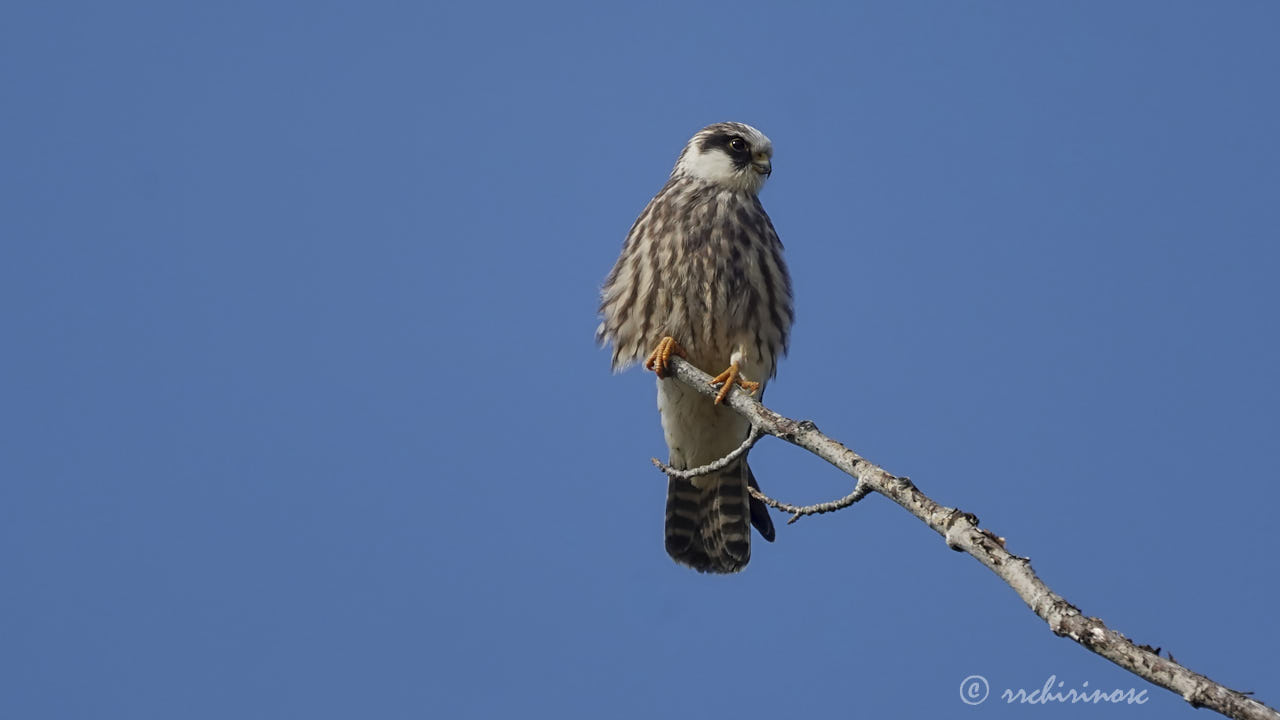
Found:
[656,373,760,487]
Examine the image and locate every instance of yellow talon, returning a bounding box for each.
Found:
[644,336,686,379]
[709,362,759,404]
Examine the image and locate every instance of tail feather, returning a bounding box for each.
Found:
[747,466,775,543]
[664,460,766,573]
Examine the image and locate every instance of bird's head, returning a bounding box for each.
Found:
[672,122,773,194]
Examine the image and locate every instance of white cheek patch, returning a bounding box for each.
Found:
[679,149,738,184]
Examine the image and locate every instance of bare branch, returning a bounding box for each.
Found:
[747,479,873,524]
[652,421,867,523]
[659,355,1279,720]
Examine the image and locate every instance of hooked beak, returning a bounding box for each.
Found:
[752,160,772,177]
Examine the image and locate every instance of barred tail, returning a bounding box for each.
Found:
[664,462,774,573]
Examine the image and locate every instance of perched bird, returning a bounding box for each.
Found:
[598,122,794,573]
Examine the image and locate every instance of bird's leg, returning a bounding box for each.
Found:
[644,336,687,379]
[710,361,759,405]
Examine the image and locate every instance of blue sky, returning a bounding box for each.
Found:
[3,2,1278,718]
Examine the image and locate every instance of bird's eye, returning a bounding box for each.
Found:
[729,137,746,152]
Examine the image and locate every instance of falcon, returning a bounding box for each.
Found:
[598,122,794,573]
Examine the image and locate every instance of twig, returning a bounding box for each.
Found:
[657,355,1279,720]
[652,420,871,522]
[650,426,762,480]
[747,481,873,524]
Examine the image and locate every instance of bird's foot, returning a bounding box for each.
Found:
[644,336,687,379]
[710,362,759,405]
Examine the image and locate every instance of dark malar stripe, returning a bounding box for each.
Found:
[697,130,755,171]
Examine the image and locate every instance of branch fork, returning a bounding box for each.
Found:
[643,355,1277,720]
